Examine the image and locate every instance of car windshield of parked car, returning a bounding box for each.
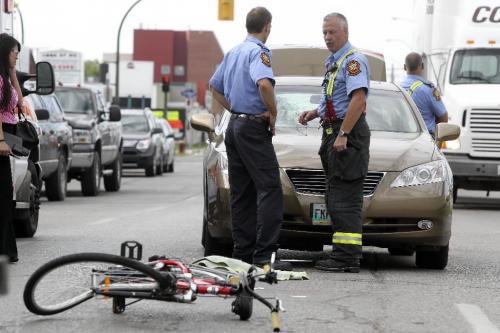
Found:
[55,90,94,114]
[275,86,419,133]
[122,115,150,134]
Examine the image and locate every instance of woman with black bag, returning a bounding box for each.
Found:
[0,33,24,263]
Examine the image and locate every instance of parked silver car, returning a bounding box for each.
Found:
[121,109,164,176]
[156,118,175,173]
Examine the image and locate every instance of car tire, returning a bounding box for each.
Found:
[203,217,233,257]
[145,155,156,177]
[81,152,101,196]
[15,160,40,238]
[415,244,449,269]
[388,247,415,256]
[104,155,122,192]
[453,187,458,203]
[156,154,164,176]
[167,160,174,173]
[45,153,67,201]
[162,155,169,172]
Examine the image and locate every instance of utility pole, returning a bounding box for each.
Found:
[115,0,143,105]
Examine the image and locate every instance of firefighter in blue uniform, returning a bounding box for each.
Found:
[401,52,448,136]
[209,7,292,271]
[299,13,370,272]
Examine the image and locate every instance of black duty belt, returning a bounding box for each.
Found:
[230,112,268,124]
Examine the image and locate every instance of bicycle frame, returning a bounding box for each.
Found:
[24,242,283,332]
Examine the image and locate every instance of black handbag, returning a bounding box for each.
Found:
[4,132,30,156]
[16,110,39,150]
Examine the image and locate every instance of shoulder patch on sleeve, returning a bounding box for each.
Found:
[346,59,361,76]
[260,52,271,67]
[432,88,441,101]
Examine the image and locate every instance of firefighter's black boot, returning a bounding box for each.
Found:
[314,258,360,273]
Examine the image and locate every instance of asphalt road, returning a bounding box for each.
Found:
[1,155,500,333]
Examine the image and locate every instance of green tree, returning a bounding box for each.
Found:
[84,60,100,82]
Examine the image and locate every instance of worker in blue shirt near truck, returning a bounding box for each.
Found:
[401,52,448,136]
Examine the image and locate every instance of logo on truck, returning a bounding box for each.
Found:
[472,6,500,23]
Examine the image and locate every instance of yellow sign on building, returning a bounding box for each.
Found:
[218,0,234,21]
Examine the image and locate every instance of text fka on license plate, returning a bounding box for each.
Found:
[311,203,330,225]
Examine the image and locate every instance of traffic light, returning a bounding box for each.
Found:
[218,0,234,21]
[162,75,170,93]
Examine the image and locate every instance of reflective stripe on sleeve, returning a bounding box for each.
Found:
[326,49,358,97]
[332,232,362,246]
[408,80,424,96]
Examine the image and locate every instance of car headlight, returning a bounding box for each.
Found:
[440,138,460,150]
[73,129,92,144]
[136,139,151,152]
[391,160,446,188]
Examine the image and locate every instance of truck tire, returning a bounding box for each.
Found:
[81,152,101,196]
[104,155,122,192]
[45,153,67,201]
[15,160,40,238]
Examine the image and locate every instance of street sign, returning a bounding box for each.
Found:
[181,88,197,99]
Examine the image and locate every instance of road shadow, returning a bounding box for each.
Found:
[278,248,418,272]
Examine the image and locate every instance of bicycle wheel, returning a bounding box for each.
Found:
[24,253,173,316]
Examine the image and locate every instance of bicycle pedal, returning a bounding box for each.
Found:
[120,241,143,261]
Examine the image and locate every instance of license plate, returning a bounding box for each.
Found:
[123,140,136,148]
[311,203,330,225]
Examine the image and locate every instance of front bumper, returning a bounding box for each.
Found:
[208,170,453,249]
[445,153,500,190]
[70,144,94,169]
[123,146,155,169]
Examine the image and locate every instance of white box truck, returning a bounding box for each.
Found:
[418,0,500,201]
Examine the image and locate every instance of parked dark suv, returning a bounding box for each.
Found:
[55,86,122,196]
[121,109,164,177]
[25,93,73,201]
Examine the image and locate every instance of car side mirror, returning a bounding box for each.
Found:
[190,113,215,132]
[35,109,50,121]
[152,127,163,134]
[436,123,460,141]
[17,62,55,97]
[109,104,121,122]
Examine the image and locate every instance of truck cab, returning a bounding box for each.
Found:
[55,86,123,196]
[421,0,500,200]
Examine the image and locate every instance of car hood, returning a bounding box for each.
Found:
[122,133,151,140]
[65,114,94,129]
[273,130,435,172]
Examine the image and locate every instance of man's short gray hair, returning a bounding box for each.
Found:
[324,13,348,32]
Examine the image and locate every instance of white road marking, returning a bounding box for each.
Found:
[291,296,307,298]
[456,304,500,333]
[90,218,116,225]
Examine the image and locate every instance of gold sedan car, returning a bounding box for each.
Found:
[191,77,460,270]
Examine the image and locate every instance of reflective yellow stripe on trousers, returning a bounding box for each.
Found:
[332,232,362,246]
